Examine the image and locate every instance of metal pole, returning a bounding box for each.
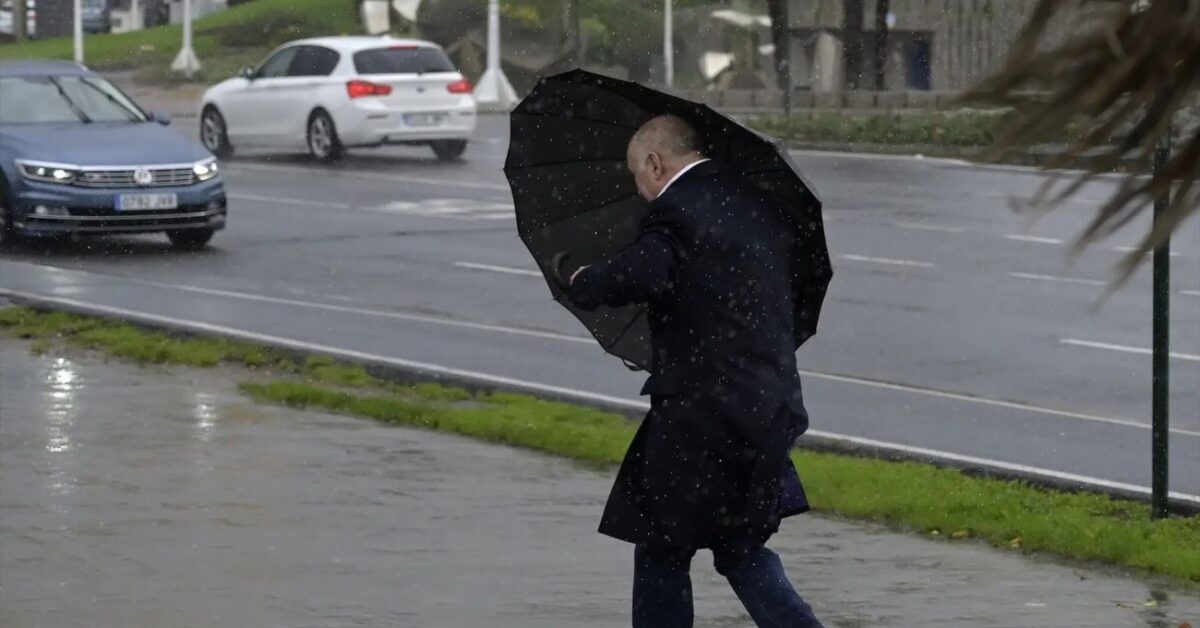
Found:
[1151,124,1172,520]
[170,0,201,77]
[780,0,791,114]
[873,0,890,90]
[73,0,83,63]
[13,0,27,41]
[473,0,517,110]
[664,0,674,89]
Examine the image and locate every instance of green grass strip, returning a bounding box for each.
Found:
[2,305,1197,582]
[0,0,359,84]
[745,110,1087,148]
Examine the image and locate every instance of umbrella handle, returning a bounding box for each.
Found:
[550,251,574,289]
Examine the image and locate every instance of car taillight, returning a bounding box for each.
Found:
[447,79,472,94]
[347,80,392,99]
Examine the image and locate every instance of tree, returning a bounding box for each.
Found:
[873,0,890,90]
[961,0,1199,282]
[843,0,865,90]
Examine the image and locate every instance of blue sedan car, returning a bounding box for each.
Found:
[0,60,227,249]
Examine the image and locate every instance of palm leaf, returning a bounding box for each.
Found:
[959,0,1199,286]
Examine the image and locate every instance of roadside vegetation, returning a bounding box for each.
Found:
[2,304,1197,583]
[0,0,358,84]
[745,109,1087,153]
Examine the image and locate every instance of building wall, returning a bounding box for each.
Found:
[787,0,1083,91]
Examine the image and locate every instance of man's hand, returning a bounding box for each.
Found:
[569,266,591,285]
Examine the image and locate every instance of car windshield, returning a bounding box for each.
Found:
[353,47,456,74]
[0,75,147,124]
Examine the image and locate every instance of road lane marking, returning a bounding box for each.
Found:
[2,287,1197,507]
[228,193,351,209]
[1010,272,1105,287]
[839,254,935,268]
[1112,245,1181,258]
[3,262,1196,437]
[367,199,514,221]
[798,369,1199,436]
[1005,234,1064,245]
[454,261,543,277]
[226,162,511,191]
[1182,289,1200,297]
[1060,338,1200,363]
[22,271,588,346]
[798,430,1200,506]
[892,222,965,234]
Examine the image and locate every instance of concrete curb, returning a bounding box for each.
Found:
[3,291,1196,516]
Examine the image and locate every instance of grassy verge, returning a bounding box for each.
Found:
[744,109,1086,149]
[0,0,359,85]
[2,304,1197,583]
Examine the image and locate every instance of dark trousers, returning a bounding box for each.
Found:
[633,539,824,628]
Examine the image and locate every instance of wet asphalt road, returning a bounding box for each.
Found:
[2,340,1198,628]
[0,115,1197,500]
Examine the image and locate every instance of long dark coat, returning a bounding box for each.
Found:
[564,160,811,548]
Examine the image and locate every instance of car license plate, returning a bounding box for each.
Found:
[117,193,177,211]
[404,113,445,127]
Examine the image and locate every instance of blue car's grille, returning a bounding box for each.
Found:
[75,167,197,188]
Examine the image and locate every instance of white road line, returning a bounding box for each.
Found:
[1182,289,1200,298]
[32,271,589,345]
[800,429,1200,506]
[454,261,543,277]
[1010,272,1105,287]
[1112,245,1181,258]
[1060,338,1200,363]
[892,222,965,234]
[228,192,351,209]
[839,254,935,269]
[226,162,511,191]
[4,288,1198,507]
[3,262,1196,437]
[796,369,1199,437]
[1005,234,1064,245]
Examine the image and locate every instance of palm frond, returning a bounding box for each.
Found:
[959,0,1200,285]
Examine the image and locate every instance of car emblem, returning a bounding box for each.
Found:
[133,168,154,186]
[416,86,425,93]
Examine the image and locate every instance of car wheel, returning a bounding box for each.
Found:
[307,110,344,162]
[167,228,215,250]
[200,107,234,159]
[431,139,467,161]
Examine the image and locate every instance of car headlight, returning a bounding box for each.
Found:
[17,161,79,185]
[193,159,219,182]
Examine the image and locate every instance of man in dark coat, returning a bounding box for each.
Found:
[560,115,825,628]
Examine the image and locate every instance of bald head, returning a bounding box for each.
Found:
[626,115,705,201]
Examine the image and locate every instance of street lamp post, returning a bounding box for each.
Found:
[170,0,201,77]
[73,0,83,63]
[664,0,673,89]
[474,0,517,111]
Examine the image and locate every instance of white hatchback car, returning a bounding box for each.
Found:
[199,36,477,162]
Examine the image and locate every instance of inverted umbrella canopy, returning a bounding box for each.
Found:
[504,69,832,370]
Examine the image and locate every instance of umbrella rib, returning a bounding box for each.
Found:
[600,306,647,352]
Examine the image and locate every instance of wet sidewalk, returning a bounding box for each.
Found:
[1,339,1196,628]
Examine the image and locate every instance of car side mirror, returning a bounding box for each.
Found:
[239,66,256,81]
[150,111,172,126]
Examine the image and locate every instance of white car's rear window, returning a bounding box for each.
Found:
[353,47,456,75]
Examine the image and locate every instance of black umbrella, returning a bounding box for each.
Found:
[504,69,832,370]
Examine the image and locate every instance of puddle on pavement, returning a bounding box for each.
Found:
[1,339,1197,628]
